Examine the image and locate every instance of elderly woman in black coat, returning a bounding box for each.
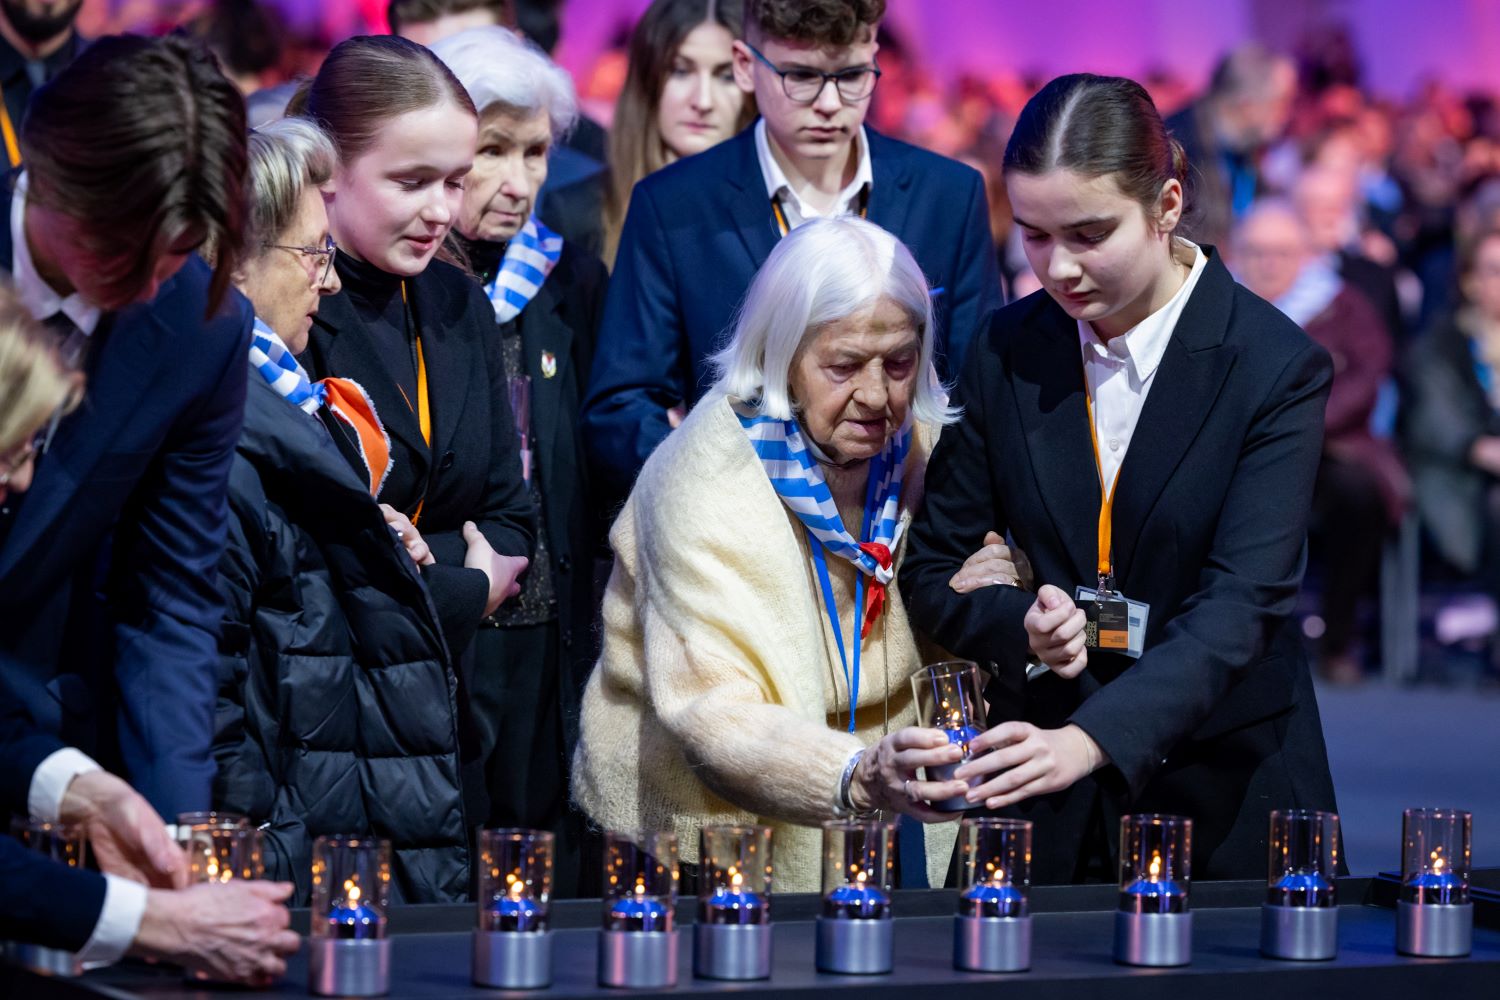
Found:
[212,118,489,903]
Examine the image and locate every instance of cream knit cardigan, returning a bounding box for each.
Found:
[572,393,957,892]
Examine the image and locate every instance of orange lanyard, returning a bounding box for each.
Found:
[398,280,432,523]
[1082,367,1119,588]
[771,185,870,237]
[0,82,21,169]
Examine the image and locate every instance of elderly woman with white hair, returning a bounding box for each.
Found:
[572,216,1007,891]
[431,26,610,893]
[211,118,473,903]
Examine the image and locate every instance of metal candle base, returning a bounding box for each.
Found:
[1396,900,1473,957]
[309,938,392,997]
[1113,910,1192,967]
[472,929,552,989]
[6,943,81,977]
[953,914,1030,972]
[1260,904,1338,961]
[693,923,772,980]
[598,929,678,989]
[927,760,977,812]
[815,916,893,975]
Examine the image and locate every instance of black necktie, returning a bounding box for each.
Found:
[42,310,88,371]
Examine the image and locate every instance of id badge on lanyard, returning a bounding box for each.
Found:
[1082,367,1148,658]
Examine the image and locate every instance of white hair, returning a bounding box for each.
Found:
[710,216,959,427]
[429,26,579,140]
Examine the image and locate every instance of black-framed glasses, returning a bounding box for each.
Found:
[263,236,338,284]
[745,42,881,104]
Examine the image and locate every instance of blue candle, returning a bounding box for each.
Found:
[943,725,983,750]
[327,880,381,940]
[960,881,1026,919]
[608,891,672,932]
[823,879,891,920]
[1405,869,1467,905]
[487,887,544,932]
[1119,853,1186,915]
[1268,871,1336,908]
[702,881,768,926]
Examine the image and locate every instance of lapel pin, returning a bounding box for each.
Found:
[541,351,557,378]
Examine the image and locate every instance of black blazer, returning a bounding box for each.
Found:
[302,257,536,655]
[508,242,607,751]
[904,250,1341,882]
[0,194,252,818]
[0,690,107,952]
[582,124,1003,505]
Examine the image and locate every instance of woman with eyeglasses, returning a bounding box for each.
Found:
[0,286,82,504]
[601,0,756,267]
[209,117,474,903]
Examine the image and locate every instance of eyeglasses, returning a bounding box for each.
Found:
[745,42,881,105]
[0,427,48,488]
[263,236,338,285]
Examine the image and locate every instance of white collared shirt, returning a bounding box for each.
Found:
[1079,241,1208,491]
[8,171,102,336]
[753,119,873,231]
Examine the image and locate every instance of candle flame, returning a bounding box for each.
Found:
[1148,850,1162,880]
[345,878,361,903]
[729,868,743,889]
[855,869,867,886]
[1432,848,1445,874]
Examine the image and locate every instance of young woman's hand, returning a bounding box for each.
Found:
[1024,584,1088,678]
[954,722,1107,810]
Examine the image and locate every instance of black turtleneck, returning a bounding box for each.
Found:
[456,234,506,286]
[335,252,421,411]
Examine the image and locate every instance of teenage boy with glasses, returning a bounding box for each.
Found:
[582,0,1001,506]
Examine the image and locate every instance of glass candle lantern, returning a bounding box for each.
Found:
[1113,814,1193,967]
[598,830,679,989]
[180,817,263,884]
[308,836,392,997]
[1261,810,1340,960]
[953,818,1032,972]
[694,825,773,980]
[6,819,86,976]
[1397,808,1473,957]
[910,660,988,811]
[473,829,553,989]
[815,820,896,975]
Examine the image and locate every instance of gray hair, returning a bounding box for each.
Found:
[429,26,578,140]
[710,216,958,427]
[245,117,336,253]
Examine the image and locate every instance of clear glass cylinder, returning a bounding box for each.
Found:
[697,825,772,926]
[1266,809,1338,907]
[310,836,390,940]
[1401,808,1471,905]
[1118,814,1191,915]
[910,660,987,745]
[820,820,895,920]
[477,829,553,933]
[181,818,263,883]
[10,817,84,868]
[957,818,1031,918]
[602,831,678,932]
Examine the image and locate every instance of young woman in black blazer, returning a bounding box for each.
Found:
[290,36,536,824]
[903,74,1340,883]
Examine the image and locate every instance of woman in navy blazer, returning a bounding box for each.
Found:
[903,74,1340,883]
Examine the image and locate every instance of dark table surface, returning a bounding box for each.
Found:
[10,877,1500,1000]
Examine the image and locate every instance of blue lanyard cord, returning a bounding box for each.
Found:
[808,528,866,735]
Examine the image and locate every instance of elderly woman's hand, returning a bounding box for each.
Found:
[949,531,1031,593]
[849,728,969,822]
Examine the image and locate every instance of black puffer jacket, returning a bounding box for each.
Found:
[212,374,469,903]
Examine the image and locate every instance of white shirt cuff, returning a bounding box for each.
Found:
[27,747,102,824]
[77,874,149,969]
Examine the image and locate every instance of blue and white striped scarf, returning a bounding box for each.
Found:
[485,216,564,323]
[249,317,323,415]
[734,398,910,588]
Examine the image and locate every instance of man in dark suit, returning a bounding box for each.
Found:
[0,0,84,169]
[582,0,1002,503]
[0,686,299,982]
[0,35,252,818]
